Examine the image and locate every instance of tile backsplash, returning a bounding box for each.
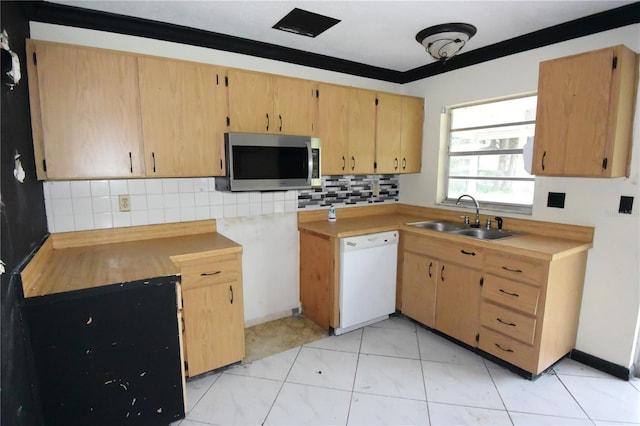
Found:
[43,175,401,232]
[297,175,399,209]
[43,178,298,233]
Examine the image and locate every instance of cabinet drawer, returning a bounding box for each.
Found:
[485,252,546,286]
[403,234,482,269]
[480,302,536,345]
[483,274,540,316]
[478,327,537,372]
[180,254,241,290]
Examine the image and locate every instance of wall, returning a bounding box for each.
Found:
[29,22,405,326]
[1,2,47,424]
[400,25,640,369]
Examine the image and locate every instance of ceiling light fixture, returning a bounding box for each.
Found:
[415,23,477,62]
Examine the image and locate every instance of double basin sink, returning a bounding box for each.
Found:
[406,220,519,240]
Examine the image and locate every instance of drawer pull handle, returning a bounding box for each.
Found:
[201,271,222,276]
[497,318,516,327]
[460,250,476,256]
[502,266,523,273]
[499,289,519,297]
[495,343,514,353]
[229,285,234,304]
[428,261,432,278]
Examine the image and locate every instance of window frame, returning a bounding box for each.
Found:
[441,93,537,215]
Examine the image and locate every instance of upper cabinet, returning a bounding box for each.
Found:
[317,84,377,175]
[27,40,145,180]
[375,94,424,174]
[533,45,638,177]
[227,69,317,136]
[137,56,228,177]
[318,85,424,176]
[347,88,378,174]
[27,40,424,181]
[317,83,350,174]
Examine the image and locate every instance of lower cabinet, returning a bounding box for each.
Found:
[401,234,483,348]
[478,250,587,375]
[401,251,437,328]
[401,231,588,377]
[179,253,245,377]
[435,261,482,347]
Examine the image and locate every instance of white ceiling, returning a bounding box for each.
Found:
[47,1,634,72]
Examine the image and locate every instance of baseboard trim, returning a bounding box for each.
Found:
[570,349,630,380]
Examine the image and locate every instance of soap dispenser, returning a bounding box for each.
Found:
[328,205,336,222]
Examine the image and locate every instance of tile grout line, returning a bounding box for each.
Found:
[344,328,367,425]
[553,371,597,425]
[183,372,222,420]
[260,346,303,425]
[483,358,515,425]
[415,325,432,425]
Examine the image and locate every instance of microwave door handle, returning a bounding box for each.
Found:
[307,143,312,184]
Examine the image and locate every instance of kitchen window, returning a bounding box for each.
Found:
[444,95,536,214]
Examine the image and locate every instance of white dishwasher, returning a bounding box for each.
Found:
[335,230,399,335]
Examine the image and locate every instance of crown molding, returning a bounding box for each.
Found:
[23,1,640,84]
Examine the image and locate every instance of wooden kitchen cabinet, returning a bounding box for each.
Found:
[435,261,482,347]
[533,45,638,177]
[317,83,350,174]
[375,93,403,174]
[317,84,377,175]
[399,96,424,173]
[26,40,145,180]
[375,94,424,174]
[137,56,228,177]
[402,233,482,347]
[401,251,437,328]
[227,69,317,136]
[478,249,588,375]
[299,229,337,329]
[347,88,378,174]
[179,253,245,377]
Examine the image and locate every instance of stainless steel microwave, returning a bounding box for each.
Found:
[215,132,321,192]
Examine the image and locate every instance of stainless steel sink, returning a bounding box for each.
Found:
[451,228,518,240]
[406,221,466,232]
[406,221,519,240]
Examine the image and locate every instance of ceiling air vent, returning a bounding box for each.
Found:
[272,8,340,38]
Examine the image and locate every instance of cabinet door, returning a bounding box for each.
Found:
[138,57,228,177]
[31,41,145,179]
[400,96,424,173]
[182,281,244,376]
[274,76,316,136]
[435,262,481,347]
[401,252,437,327]
[347,88,377,174]
[533,47,615,176]
[375,93,402,174]
[318,83,350,175]
[228,69,274,133]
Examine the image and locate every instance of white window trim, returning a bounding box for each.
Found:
[441,94,536,216]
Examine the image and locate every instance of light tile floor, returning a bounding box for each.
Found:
[173,316,640,425]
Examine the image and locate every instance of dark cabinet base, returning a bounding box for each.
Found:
[23,277,185,426]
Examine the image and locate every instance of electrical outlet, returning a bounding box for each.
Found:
[119,194,131,212]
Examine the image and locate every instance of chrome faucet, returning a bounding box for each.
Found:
[456,194,480,228]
